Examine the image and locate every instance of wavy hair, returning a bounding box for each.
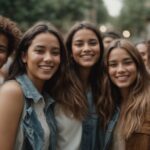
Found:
[0,15,22,56]
[100,39,150,137]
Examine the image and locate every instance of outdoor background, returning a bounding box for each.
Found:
[0,0,150,42]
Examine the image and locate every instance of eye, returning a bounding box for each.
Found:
[124,59,134,65]
[89,40,98,46]
[0,47,7,54]
[108,62,117,67]
[51,49,60,56]
[34,46,45,54]
[73,41,83,47]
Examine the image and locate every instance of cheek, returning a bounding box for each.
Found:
[108,68,115,80]
[72,46,78,55]
[96,49,101,58]
[94,46,101,58]
[0,53,7,63]
[55,56,61,66]
[108,68,114,76]
[71,50,78,61]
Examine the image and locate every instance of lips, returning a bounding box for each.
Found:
[39,65,53,71]
[80,54,94,59]
[116,75,129,81]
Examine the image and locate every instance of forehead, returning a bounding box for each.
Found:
[31,32,59,45]
[72,28,97,41]
[136,43,147,52]
[108,48,132,60]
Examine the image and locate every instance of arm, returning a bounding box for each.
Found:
[0,80,24,150]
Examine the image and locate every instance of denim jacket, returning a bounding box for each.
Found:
[81,90,99,150]
[15,74,57,150]
[103,107,120,150]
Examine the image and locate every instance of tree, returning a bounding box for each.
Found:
[117,0,149,38]
[0,0,109,32]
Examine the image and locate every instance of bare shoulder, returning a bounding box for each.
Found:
[0,80,24,149]
[0,80,24,112]
[0,80,23,98]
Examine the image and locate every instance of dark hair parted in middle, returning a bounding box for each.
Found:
[56,21,104,120]
[8,21,68,94]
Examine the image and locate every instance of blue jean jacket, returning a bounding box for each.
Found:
[81,90,99,150]
[15,74,57,150]
[103,107,120,150]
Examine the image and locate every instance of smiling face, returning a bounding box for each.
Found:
[0,34,8,68]
[72,29,100,71]
[108,48,137,91]
[22,32,60,87]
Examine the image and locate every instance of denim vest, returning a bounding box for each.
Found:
[103,107,120,150]
[81,90,99,150]
[15,74,57,150]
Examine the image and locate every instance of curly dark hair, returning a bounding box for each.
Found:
[0,15,22,56]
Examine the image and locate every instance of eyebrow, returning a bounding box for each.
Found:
[73,39,83,42]
[73,38,98,42]
[35,45,60,49]
[108,57,133,62]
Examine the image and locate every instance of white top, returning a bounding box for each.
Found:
[55,104,82,150]
[15,98,50,150]
[111,118,125,150]
[34,99,50,150]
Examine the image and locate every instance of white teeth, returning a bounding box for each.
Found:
[39,66,52,70]
[81,55,93,58]
[117,76,128,81]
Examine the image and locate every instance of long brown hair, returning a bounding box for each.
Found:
[55,21,104,120]
[101,39,150,137]
[8,21,67,95]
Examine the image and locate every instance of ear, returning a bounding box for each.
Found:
[21,51,27,63]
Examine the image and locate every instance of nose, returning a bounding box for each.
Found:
[44,52,52,63]
[117,64,126,73]
[83,43,91,52]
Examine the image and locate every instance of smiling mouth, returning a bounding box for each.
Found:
[81,55,94,59]
[116,75,129,81]
[39,66,53,71]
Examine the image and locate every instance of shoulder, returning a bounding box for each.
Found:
[0,80,23,94]
[0,80,24,149]
[0,80,24,112]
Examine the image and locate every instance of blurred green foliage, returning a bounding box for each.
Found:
[116,0,150,38]
[0,0,108,32]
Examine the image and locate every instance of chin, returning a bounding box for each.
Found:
[39,74,54,81]
[82,63,95,68]
[117,84,130,89]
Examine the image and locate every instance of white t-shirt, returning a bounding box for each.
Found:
[55,104,82,150]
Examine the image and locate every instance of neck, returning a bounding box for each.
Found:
[120,88,129,103]
[79,68,91,90]
[27,74,45,93]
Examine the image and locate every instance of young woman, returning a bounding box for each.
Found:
[0,15,22,84]
[0,21,67,150]
[54,21,104,150]
[101,39,150,150]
